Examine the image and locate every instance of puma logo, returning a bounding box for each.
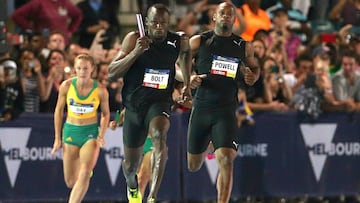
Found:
[232,141,239,149]
[167,40,176,48]
[162,111,170,118]
[233,40,242,46]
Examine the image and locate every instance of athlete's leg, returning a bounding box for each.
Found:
[138,151,152,197]
[187,108,211,172]
[122,146,143,189]
[68,139,100,203]
[215,147,237,203]
[146,115,170,202]
[62,143,80,188]
[187,151,207,172]
[122,109,147,191]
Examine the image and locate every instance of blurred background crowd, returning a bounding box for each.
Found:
[0,0,360,202]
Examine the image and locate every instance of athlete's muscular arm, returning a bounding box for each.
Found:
[189,34,201,58]
[51,79,71,155]
[97,84,110,147]
[244,42,260,86]
[189,35,206,89]
[177,32,192,96]
[108,31,150,81]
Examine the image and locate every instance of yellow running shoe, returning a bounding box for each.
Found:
[127,187,142,203]
[148,197,156,203]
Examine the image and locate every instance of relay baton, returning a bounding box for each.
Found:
[115,110,120,124]
[136,14,145,37]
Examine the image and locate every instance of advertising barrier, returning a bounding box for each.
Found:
[1,112,360,202]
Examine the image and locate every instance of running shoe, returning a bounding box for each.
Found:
[148,197,156,203]
[127,187,142,203]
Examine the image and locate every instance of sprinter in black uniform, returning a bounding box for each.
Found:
[187,2,259,203]
[108,3,191,203]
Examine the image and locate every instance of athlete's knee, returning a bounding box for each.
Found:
[151,127,168,141]
[216,153,235,168]
[151,132,168,154]
[78,168,92,180]
[122,159,140,175]
[150,118,169,138]
[64,176,77,188]
[188,161,202,172]
[187,156,203,172]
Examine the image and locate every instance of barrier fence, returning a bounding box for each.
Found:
[1,111,360,202]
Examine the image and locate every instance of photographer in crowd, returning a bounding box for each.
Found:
[0,49,24,122]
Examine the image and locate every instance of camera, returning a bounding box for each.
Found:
[320,33,336,43]
[7,34,24,45]
[305,74,318,88]
[28,60,37,74]
[269,65,279,73]
[28,60,35,68]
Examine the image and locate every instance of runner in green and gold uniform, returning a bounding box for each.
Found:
[51,54,110,203]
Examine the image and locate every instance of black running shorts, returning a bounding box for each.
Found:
[123,102,171,148]
[187,106,238,154]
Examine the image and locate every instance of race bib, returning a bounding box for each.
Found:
[210,55,239,78]
[142,68,170,89]
[69,103,94,114]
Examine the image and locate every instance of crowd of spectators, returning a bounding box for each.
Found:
[0,0,360,202]
[0,0,124,122]
[171,0,360,123]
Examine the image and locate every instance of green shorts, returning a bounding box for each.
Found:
[187,106,237,154]
[143,137,153,155]
[63,123,99,147]
[123,102,171,148]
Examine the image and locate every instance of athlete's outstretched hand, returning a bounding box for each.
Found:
[109,120,117,130]
[51,137,62,156]
[190,74,207,89]
[109,108,125,130]
[178,86,192,107]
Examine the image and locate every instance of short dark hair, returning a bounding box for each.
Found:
[272,7,288,17]
[148,3,170,16]
[46,49,65,64]
[341,50,359,64]
[294,54,312,67]
[253,29,270,41]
